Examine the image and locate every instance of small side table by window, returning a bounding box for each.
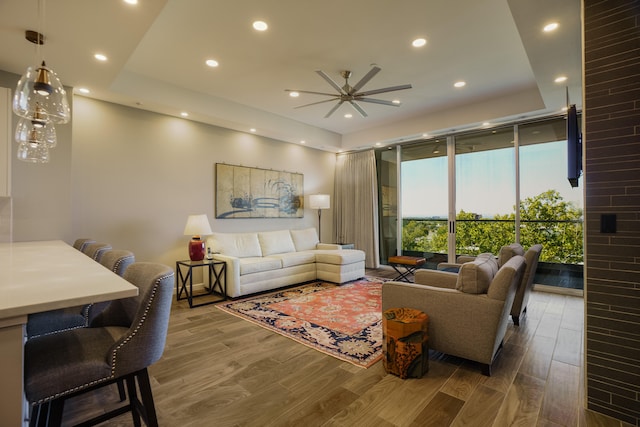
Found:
[335,243,355,249]
[175,259,226,308]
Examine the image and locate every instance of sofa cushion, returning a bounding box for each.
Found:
[258,230,296,256]
[497,243,524,267]
[239,257,282,275]
[456,256,496,294]
[267,251,316,268]
[208,232,262,258]
[315,249,365,265]
[290,228,319,252]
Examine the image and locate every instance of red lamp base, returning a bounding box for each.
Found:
[188,237,205,261]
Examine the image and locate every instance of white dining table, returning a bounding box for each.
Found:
[0,240,138,427]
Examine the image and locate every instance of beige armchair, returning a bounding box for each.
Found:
[510,244,543,325]
[382,255,526,375]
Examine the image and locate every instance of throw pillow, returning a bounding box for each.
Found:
[456,257,495,294]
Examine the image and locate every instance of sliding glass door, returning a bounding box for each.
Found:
[377,114,584,290]
[454,127,516,257]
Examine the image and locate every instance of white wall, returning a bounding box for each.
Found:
[72,96,336,268]
[0,70,74,243]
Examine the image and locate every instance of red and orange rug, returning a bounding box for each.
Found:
[217,278,384,368]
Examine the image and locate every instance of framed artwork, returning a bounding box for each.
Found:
[215,163,304,218]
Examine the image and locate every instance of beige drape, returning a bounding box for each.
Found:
[333,149,380,268]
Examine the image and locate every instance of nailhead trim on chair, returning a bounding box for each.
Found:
[32,271,174,405]
[110,272,173,376]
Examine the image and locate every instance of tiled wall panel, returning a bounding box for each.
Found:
[584,0,640,424]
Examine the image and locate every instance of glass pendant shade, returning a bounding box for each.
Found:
[13,61,70,124]
[17,141,50,163]
[15,117,57,147]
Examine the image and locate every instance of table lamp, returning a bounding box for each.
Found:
[309,194,330,242]
[183,214,212,261]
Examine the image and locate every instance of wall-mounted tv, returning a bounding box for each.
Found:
[567,104,582,188]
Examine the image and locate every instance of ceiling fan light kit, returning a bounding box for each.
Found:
[286,66,412,118]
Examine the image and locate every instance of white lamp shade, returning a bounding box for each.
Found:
[183,214,212,236]
[309,194,330,210]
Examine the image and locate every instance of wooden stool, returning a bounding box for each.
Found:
[383,308,429,379]
[388,255,426,282]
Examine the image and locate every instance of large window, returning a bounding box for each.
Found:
[377,115,584,289]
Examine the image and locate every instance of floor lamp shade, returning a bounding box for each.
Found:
[183,214,213,261]
[309,194,330,242]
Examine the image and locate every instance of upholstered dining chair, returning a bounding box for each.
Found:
[26,249,136,339]
[82,242,112,261]
[72,238,95,251]
[24,262,174,427]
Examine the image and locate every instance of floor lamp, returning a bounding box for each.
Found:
[309,194,330,242]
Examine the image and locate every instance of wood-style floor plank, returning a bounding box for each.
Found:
[56,273,629,427]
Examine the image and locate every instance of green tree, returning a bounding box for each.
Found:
[401,189,583,264]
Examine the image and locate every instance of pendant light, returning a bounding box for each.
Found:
[12,0,70,163]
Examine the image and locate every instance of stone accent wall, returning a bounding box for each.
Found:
[584,0,640,424]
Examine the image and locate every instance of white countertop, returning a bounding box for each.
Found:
[0,240,138,319]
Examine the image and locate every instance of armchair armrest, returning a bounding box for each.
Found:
[414,269,458,289]
[456,255,477,263]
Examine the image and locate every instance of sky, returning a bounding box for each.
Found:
[401,140,584,218]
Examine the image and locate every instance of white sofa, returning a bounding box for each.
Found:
[206,228,365,298]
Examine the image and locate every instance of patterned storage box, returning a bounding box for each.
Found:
[383,308,429,379]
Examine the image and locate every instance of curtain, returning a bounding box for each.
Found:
[334,149,380,268]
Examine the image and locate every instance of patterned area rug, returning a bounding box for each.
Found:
[216,278,384,368]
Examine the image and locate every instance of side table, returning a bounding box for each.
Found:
[388,255,426,282]
[335,243,355,249]
[175,259,226,308]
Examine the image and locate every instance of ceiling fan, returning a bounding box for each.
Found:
[285,66,412,118]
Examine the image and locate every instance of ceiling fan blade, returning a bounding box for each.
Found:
[349,100,368,117]
[324,100,344,118]
[350,66,381,94]
[285,89,338,97]
[358,98,401,106]
[357,84,412,97]
[294,98,340,109]
[316,70,346,94]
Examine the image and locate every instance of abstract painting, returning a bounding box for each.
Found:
[215,163,304,218]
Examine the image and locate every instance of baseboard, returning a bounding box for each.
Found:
[533,283,583,297]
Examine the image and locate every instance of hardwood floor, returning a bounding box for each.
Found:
[59,270,629,427]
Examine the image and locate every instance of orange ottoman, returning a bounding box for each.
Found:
[383,308,429,379]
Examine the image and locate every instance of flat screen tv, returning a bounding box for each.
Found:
[567,104,582,188]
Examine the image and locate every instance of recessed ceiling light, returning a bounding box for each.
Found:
[483,122,490,126]
[253,21,268,31]
[543,22,559,32]
[392,100,401,104]
[180,112,189,117]
[375,142,382,146]
[300,140,306,144]
[454,81,466,88]
[555,75,568,83]
[344,113,353,118]
[77,87,90,94]
[250,128,256,133]
[123,0,138,4]
[94,53,108,62]
[412,38,427,47]
[205,59,219,67]
[289,91,299,97]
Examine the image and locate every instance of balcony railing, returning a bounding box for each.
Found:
[397,217,584,290]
